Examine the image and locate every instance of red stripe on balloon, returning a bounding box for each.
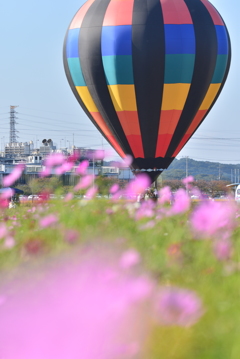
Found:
[90,112,125,158]
[116,111,144,158]
[103,0,134,26]
[200,0,224,26]
[155,110,183,157]
[160,0,193,24]
[69,0,95,29]
[172,109,208,157]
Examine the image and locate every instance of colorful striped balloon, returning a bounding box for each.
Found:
[63,0,231,182]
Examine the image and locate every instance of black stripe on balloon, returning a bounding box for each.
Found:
[63,31,111,146]
[166,0,218,157]
[132,0,165,158]
[179,25,231,150]
[79,0,133,157]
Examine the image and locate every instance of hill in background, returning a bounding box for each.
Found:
[163,158,240,182]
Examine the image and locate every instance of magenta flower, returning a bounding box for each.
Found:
[2,164,25,187]
[39,214,58,228]
[39,167,51,178]
[93,149,105,160]
[76,160,89,175]
[0,252,154,359]
[44,153,65,168]
[55,161,74,175]
[171,189,190,214]
[85,185,98,199]
[74,175,94,191]
[4,237,15,249]
[191,201,236,238]
[155,287,204,327]
[119,250,141,269]
[0,188,14,199]
[135,201,155,220]
[213,238,232,261]
[158,186,172,204]
[0,224,8,239]
[110,183,120,194]
[182,176,194,185]
[64,229,79,244]
[125,174,150,198]
[64,192,74,202]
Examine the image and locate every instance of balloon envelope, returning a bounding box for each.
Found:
[63,0,231,183]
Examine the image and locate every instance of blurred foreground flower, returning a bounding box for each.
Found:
[171,188,191,215]
[39,214,58,228]
[2,164,25,187]
[155,287,204,327]
[125,174,150,198]
[191,200,236,239]
[0,251,154,359]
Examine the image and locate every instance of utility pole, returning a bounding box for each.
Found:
[185,156,189,178]
[218,163,220,181]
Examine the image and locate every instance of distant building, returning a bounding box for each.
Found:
[39,139,56,156]
[5,141,34,158]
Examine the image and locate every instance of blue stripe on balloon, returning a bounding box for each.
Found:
[164,24,195,54]
[215,26,229,55]
[66,28,80,58]
[67,58,86,86]
[101,25,132,56]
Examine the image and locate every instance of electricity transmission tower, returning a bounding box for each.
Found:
[9,106,19,143]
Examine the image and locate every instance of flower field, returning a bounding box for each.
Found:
[0,154,240,359]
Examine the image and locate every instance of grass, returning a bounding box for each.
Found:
[1,197,240,358]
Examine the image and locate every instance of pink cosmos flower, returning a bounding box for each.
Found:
[158,186,172,204]
[93,149,105,160]
[213,238,233,261]
[85,185,98,199]
[139,220,156,230]
[55,161,74,175]
[191,200,236,238]
[182,176,194,185]
[68,150,80,163]
[0,224,8,239]
[171,189,191,214]
[44,153,65,168]
[155,287,204,327]
[119,250,141,269]
[64,192,74,202]
[0,197,9,209]
[0,188,14,199]
[74,175,93,191]
[39,167,51,178]
[0,252,154,359]
[75,160,89,175]
[125,174,150,198]
[110,183,120,194]
[135,201,155,220]
[39,214,58,228]
[123,155,133,167]
[4,237,15,249]
[64,229,79,244]
[3,164,25,187]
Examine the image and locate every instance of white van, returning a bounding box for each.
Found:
[235,184,240,202]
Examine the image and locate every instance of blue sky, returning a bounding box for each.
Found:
[0,0,239,163]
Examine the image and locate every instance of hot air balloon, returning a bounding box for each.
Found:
[63,0,231,183]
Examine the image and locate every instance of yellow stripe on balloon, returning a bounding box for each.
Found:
[161,84,191,111]
[108,85,137,111]
[199,83,221,110]
[76,86,99,112]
